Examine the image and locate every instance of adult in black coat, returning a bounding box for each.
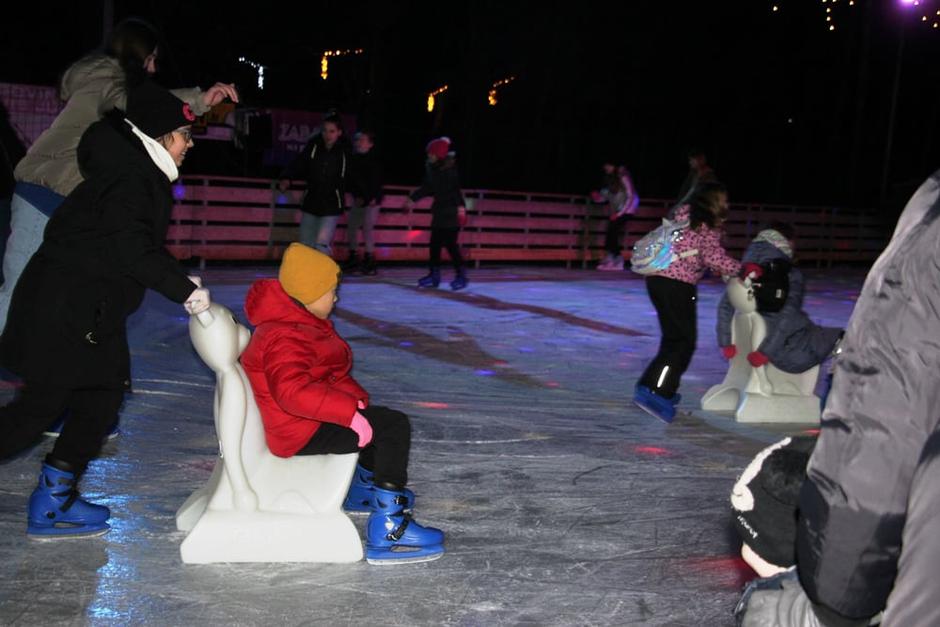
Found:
[277,112,349,256]
[0,81,210,538]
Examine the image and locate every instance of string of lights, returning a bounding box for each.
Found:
[320,49,364,80]
[487,76,516,106]
[427,85,449,112]
[770,0,938,31]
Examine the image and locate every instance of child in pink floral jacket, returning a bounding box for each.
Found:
[633,182,741,422]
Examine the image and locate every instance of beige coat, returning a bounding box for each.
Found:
[14,54,208,197]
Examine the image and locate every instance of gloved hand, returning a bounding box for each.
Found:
[357,399,368,410]
[747,351,770,368]
[184,287,211,315]
[350,411,373,448]
[721,345,737,360]
[740,262,764,281]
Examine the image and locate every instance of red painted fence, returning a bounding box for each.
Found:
[166,175,887,268]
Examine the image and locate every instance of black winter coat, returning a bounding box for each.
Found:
[281,134,349,216]
[0,112,196,389]
[348,151,384,207]
[409,158,465,229]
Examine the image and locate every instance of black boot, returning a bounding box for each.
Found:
[341,250,360,273]
[361,253,378,276]
[450,268,468,291]
[418,267,441,288]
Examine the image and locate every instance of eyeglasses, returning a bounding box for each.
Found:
[175,128,193,142]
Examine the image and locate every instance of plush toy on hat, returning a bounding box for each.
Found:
[730,435,817,577]
[278,243,341,305]
[425,137,451,161]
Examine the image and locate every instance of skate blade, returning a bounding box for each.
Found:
[366,545,444,565]
[28,525,110,540]
[632,399,675,424]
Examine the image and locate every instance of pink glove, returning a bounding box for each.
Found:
[184,287,211,315]
[357,399,368,410]
[721,345,737,360]
[350,411,373,448]
[747,351,770,368]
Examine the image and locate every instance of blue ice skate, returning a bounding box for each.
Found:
[417,268,440,288]
[633,384,677,424]
[450,271,468,291]
[365,486,444,565]
[343,464,414,515]
[27,462,110,539]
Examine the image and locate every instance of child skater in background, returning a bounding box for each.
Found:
[403,137,468,291]
[716,222,843,381]
[240,243,445,564]
[633,182,741,423]
[594,162,639,271]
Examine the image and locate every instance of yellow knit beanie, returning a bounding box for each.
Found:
[278,243,340,304]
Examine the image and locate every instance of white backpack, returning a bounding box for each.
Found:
[630,216,698,275]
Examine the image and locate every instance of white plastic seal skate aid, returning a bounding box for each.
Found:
[175,303,362,563]
[701,279,821,424]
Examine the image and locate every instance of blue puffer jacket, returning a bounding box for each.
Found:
[716,236,842,374]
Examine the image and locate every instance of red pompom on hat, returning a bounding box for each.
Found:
[425,137,451,160]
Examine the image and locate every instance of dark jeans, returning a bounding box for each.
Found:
[604,214,631,256]
[638,276,698,398]
[429,227,463,271]
[0,384,124,475]
[295,404,411,489]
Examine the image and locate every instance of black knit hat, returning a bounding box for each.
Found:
[126,80,196,139]
[730,435,817,568]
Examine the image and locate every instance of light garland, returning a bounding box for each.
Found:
[427,85,449,112]
[320,49,364,80]
[237,57,265,90]
[770,0,938,32]
[487,76,516,106]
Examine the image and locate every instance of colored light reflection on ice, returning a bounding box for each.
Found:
[414,401,450,409]
[634,445,672,457]
[475,369,496,376]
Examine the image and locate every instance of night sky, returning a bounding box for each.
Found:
[3,1,939,212]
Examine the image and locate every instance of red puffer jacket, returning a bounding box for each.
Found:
[241,279,369,457]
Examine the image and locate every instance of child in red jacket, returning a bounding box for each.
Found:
[240,243,444,564]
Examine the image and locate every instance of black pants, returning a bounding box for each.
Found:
[604,214,631,256]
[429,227,463,272]
[638,276,698,399]
[295,405,411,489]
[0,384,124,475]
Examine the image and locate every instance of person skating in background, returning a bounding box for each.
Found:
[240,243,445,564]
[0,81,211,538]
[403,137,468,290]
[593,162,639,271]
[0,17,237,329]
[633,182,741,423]
[674,147,718,212]
[342,130,384,275]
[278,111,350,256]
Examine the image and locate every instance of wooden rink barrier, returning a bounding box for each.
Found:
[165,175,887,268]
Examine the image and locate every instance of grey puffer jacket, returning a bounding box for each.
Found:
[716,238,842,373]
[794,169,940,623]
[14,54,208,197]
